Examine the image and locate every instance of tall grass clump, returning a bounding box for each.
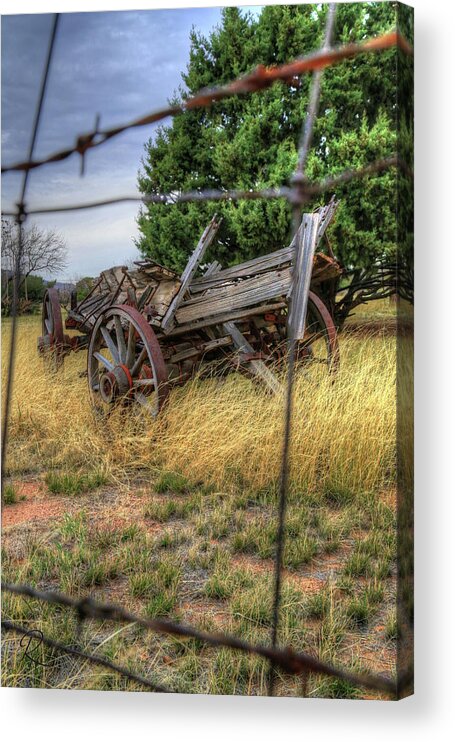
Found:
[2,317,399,495]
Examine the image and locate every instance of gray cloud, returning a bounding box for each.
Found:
[2,7,227,279]
[2,7,262,279]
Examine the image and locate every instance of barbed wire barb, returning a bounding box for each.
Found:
[1,30,410,178]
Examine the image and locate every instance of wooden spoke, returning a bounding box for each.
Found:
[38,288,65,370]
[125,322,136,368]
[114,315,127,363]
[135,391,159,417]
[93,351,115,371]
[100,326,120,364]
[130,347,146,377]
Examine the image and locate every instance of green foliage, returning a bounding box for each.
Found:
[137,3,402,276]
[20,275,46,302]
[75,276,94,302]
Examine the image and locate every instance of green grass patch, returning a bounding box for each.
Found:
[346,594,371,626]
[45,469,107,495]
[2,484,17,505]
[385,610,398,640]
[343,550,371,578]
[154,471,190,495]
[323,483,356,508]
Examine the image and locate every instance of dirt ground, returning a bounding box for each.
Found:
[2,472,398,698]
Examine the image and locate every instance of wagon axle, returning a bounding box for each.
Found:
[98,365,133,404]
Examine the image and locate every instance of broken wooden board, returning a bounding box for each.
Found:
[190,249,339,294]
[289,212,322,340]
[190,201,340,294]
[134,259,180,281]
[161,215,222,333]
[202,260,222,278]
[223,321,282,395]
[169,334,232,363]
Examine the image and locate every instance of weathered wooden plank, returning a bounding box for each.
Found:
[77,291,109,313]
[149,279,182,318]
[202,260,222,278]
[100,266,127,292]
[191,246,293,291]
[176,267,292,324]
[190,202,338,294]
[289,212,321,340]
[223,321,282,395]
[165,301,286,337]
[170,335,232,363]
[161,215,221,333]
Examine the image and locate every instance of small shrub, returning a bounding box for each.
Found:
[204,557,253,600]
[59,512,87,541]
[305,588,330,619]
[365,578,384,606]
[231,517,276,559]
[146,590,177,618]
[374,557,392,579]
[323,484,355,507]
[143,499,179,522]
[284,535,319,567]
[231,579,304,630]
[121,523,141,542]
[316,675,361,699]
[130,573,157,599]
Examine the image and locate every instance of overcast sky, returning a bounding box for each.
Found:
[1,7,261,281]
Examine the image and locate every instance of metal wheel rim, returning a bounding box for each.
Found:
[300,290,340,373]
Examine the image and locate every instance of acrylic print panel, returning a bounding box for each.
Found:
[1,2,413,700]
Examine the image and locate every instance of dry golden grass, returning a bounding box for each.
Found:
[1,314,408,497]
[2,309,413,697]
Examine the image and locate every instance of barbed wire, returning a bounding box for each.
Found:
[1,5,413,700]
[1,155,401,218]
[2,583,406,696]
[1,13,60,489]
[1,30,410,179]
[267,1,341,697]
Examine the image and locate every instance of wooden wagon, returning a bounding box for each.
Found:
[37,200,341,417]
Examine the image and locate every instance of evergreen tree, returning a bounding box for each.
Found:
[136,3,405,311]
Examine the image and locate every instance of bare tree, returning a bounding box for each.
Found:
[1,218,67,303]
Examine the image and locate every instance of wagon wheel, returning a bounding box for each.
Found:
[298,291,340,374]
[87,305,169,417]
[37,288,65,368]
[255,291,339,376]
